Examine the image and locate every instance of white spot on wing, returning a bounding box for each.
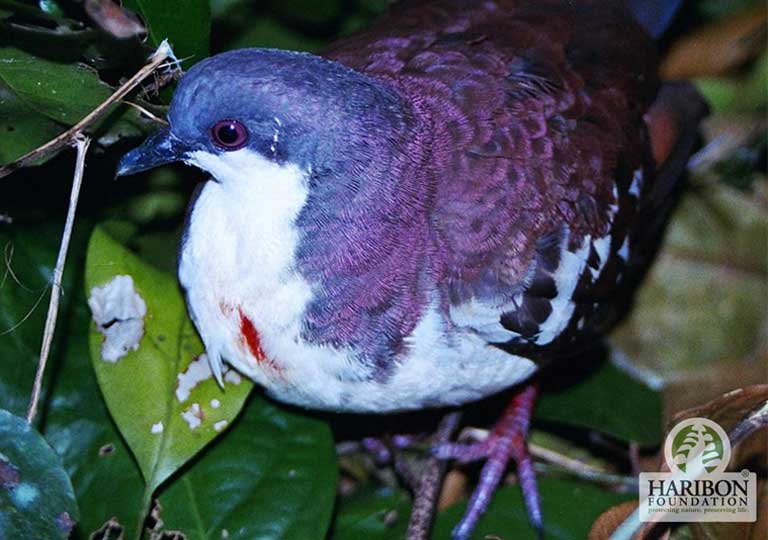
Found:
[590,234,611,279]
[88,275,147,363]
[618,236,630,262]
[629,168,643,197]
[535,234,591,345]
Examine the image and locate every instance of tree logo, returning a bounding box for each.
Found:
[664,417,730,475]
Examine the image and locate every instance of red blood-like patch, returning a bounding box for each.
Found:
[238,309,267,364]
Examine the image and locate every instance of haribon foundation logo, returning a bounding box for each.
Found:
[639,417,757,522]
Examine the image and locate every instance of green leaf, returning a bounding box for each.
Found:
[0,47,114,125]
[0,222,147,538]
[329,488,411,540]
[0,408,79,540]
[0,79,63,164]
[85,224,253,493]
[535,357,663,446]
[155,395,338,540]
[125,0,210,64]
[432,478,633,540]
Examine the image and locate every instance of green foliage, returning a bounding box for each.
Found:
[156,396,337,540]
[432,479,633,540]
[124,0,211,63]
[536,358,663,447]
[329,488,411,540]
[0,408,79,539]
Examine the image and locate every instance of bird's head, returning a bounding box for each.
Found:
[118,48,410,184]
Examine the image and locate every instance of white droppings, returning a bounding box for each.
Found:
[629,168,643,197]
[176,354,214,402]
[151,421,164,434]
[223,369,242,385]
[88,275,147,363]
[213,420,228,432]
[618,236,630,262]
[181,403,203,430]
[210,398,221,409]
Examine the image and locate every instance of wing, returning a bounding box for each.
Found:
[324,0,678,358]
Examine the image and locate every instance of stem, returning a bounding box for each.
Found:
[0,40,178,179]
[25,135,90,424]
[406,411,462,540]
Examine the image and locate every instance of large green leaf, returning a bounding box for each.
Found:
[0,222,146,538]
[155,395,338,540]
[432,478,633,540]
[0,408,79,540]
[0,47,113,125]
[125,0,210,64]
[85,224,253,493]
[535,357,663,447]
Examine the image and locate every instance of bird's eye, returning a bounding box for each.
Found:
[210,119,248,150]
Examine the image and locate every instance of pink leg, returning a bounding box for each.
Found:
[434,384,542,540]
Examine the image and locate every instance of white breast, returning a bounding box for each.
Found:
[178,149,538,412]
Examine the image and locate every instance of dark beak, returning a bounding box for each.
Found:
[117,127,187,176]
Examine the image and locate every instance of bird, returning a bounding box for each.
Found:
[117,0,707,537]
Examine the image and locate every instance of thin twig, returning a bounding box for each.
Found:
[406,411,462,540]
[25,136,91,424]
[0,40,178,179]
[124,101,168,125]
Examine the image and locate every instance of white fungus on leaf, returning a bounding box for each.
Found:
[223,370,242,385]
[181,403,203,430]
[176,354,213,402]
[88,275,147,363]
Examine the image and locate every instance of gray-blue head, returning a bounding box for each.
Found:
[118,48,410,179]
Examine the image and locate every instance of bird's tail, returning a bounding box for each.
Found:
[625,0,686,38]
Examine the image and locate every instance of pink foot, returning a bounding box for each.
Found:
[433,384,542,540]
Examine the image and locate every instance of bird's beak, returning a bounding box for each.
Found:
[117,127,187,176]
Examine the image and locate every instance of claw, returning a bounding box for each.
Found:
[440,383,542,539]
[207,351,225,388]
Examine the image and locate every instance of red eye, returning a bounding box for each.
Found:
[210,119,248,150]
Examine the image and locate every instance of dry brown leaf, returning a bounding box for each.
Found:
[85,0,147,40]
[662,5,767,79]
[437,469,468,510]
[589,500,639,540]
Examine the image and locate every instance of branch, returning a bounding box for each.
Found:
[406,411,462,540]
[25,135,91,424]
[0,40,178,179]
